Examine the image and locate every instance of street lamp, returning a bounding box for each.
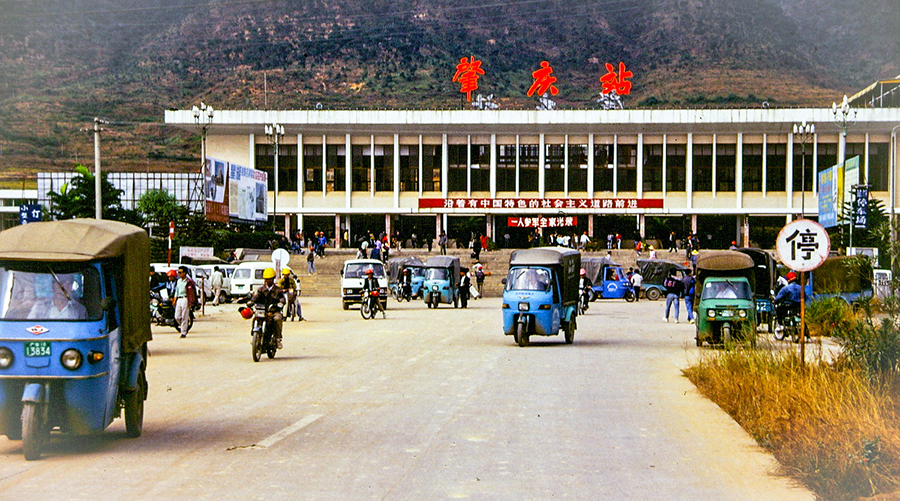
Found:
[793,121,815,219]
[265,122,285,232]
[193,103,214,212]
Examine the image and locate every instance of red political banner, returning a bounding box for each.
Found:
[509,216,577,228]
[418,198,663,210]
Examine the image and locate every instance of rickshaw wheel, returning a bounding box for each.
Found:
[646,288,661,301]
[22,402,45,461]
[125,371,146,438]
[432,296,440,309]
[721,324,733,345]
[252,333,262,362]
[516,323,529,347]
[564,319,575,344]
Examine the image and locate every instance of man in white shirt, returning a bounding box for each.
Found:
[28,274,87,320]
[630,270,643,302]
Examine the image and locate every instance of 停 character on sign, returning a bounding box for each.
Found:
[785,229,820,261]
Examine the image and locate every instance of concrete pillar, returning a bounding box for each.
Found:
[588,214,594,238]
[486,214,494,244]
[385,213,392,242]
[740,215,750,248]
[691,214,698,234]
[334,215,341,248]
[638,214,645,238]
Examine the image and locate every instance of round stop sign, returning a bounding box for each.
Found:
[775,219,830,272]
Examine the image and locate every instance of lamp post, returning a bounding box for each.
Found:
[792,121,815,219]
[91,117,108,219]
[891,124,900,283]
[265,122,285,232]
[192,102,215,213]
[832,95,857,250]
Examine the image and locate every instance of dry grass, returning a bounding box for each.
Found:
[685,348,900,499]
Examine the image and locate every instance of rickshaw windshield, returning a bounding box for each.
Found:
[505,268,551,292]
[425,268,449,281]
[408,267,426,279]
[701,280,752,301]
[0,262,102,321]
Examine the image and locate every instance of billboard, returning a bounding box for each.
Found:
[841,156,860,223]
[817,166,839,228]
[228,163,268,224]
[204,158,229,223]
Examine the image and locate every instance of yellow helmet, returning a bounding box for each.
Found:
[282,268,291,275]
[262,268,276,279]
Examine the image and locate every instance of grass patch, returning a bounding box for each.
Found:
[684,346,900,499]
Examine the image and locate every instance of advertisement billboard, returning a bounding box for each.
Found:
[228,163,268,224]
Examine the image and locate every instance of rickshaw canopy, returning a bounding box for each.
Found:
[736,247,776,298]
[424,255,460,287]
[387,256,425,283]
[0,219,151,353]
[637,259,689,286]
[581,256,619,284]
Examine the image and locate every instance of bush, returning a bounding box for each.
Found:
[837,318,900,377]
[806,297,857,338]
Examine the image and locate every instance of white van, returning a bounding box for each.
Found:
[230,262,275,299]
[199,264,237,302]
[341,259,388,310]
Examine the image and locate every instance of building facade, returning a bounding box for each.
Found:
[165,107,900,249]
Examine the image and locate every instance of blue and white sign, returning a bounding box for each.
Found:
[817,166,838,228]
[776,219,830,272]
[19,204,42,225]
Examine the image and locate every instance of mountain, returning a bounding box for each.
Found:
[0,0,897,181]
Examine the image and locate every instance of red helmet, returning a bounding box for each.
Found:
[365,269,374,275]
[580,268,586,276]
[166,269,177,278]
[786,271,797,282]
[240,307,253,320]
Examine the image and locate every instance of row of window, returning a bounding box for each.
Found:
[254,141,889,194]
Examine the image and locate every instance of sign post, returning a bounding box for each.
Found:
[775,219,831,365]
[167,221,174,267]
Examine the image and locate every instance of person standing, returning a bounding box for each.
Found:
[459,269,471,308]
[439,231,448,255]
[173,266,197,338]
[210,266,225,305]
[472,234,482,260]
[426,234,433,253]
[473,262,488,298]
[307,246,316,275]
[579,231,590,250]
[630,269,643,302]
[682,269,696,324]
[663,269,684,323]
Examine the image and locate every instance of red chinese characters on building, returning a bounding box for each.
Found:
[600,62,633,95]
[417,198,664,209]
[508,217,577,228]
[527,61,559,97]
[453,56,485,102]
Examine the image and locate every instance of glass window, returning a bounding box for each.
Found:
[422,145,442,192]
[545,144,564,192]
[792,143,814,192]
[766,143,787,191]
[817,143,838,180]
[0,263,101,321]
[568,144,588,192]
[617,144,637,192]
[497,144,516,192]
[425,268,449,281]
[701,279,752,300]
[868,142,889,191]
[717,144,736,192]
[743,144,763,192]
[666,144,686,192]
[303,145,322,192]
[399,146,418,192]
[351,145,370,192]
[693,144,712,191]
[642,144,663,192]
[593,144,614,192]
[255,144,298,192]
[448,145,467,192]
[325,145,345,192]
[505,267,551,292]
[375,144,393,192]
[471,144,490,192]
[344,263,386,279]
[519,144,539,192]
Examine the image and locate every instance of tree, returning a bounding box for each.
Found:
[46,164,142,224]
[137,189,190,234]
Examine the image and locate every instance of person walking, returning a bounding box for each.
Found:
[307,246,316,275]
[210,266,224,305]
[682,268,696,324]
[579,231,590,250]
[173,266,197,338]
[472,234,482,260]
[630,269,643,302]
[663,269,684,323]
[439,231,448,255]
[668,231,677,253]
[459,269,471,308]
[473,262,489,298]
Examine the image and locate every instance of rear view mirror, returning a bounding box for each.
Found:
[501,278,507,285]
[101,297,117,312]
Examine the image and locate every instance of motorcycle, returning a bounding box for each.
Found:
[578,286,592,314]
[150,287,193,333]
[390,282,413,302]
[360,289,383,319]
[774,302,809,343]
[283,289,302,321]
[249,304,279,362]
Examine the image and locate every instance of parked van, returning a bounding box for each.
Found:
[341,259,388,310]
[199,264,237,302]
[231,261,275,300]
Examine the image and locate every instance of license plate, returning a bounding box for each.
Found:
[24,341,50,358]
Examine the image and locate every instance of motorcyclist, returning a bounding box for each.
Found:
[773,271,801,323]
[578,268,593,308]
[164,269,178,300]
[361,268,385,318]
[247,268,285,349]
[278,267,304,321]
[399,268,412,300]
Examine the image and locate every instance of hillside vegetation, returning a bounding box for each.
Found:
[0,0,897,181]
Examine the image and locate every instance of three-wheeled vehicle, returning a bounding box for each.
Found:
[501,247,580,347]
[0,219,151,460]
[637,259,689,300]
[694,250,757,347]
[736,247,777,333]
[386,256,425,301]
[582,256,634,301]
[422,255,461,308]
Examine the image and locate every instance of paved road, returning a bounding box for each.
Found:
[0,297,813,500]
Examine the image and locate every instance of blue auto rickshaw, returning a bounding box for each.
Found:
[501,247,580,347]
[582,256,634,301]
[423,255,461,308]
[0,219,151,460]
[387,256,425,301]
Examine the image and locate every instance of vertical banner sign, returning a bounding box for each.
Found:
[854,185,869,229]
[817,166,838,228]
[841,156,860,223]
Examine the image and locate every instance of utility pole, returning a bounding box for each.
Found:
[92,118,107,220]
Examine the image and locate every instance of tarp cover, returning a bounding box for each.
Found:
[0,219,151,353]
[424,255,461,287]
[387,256,425,283]
[582,256,619,284]
[637,259,689,286]
[509,247,581,304]
[736,248,777,297]
[695,251,754,272]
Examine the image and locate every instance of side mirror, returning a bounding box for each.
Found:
[101,297,117,312]
[340,269,344,277]
[501,278,507,285]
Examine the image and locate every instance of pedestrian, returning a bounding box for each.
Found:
[682,269,696,324]
[648,245,657,260]
[635,240,642,257]
[690,249,699,272]
[615,233,622,249]
[459,269,471,308]
[668,231,677,253]
[307,246,316,275]
[480,234,488,253]
[226,251,237,263]
[663,269,684,323]
[427,234,433,252]
[607,233,613,250]
[173,266,197,338]
[630,268,643,302]
[474,262,488,298]
[579,231,590,250]
[472,234,482,260]
[210,266,224,305]
[729,240,738,250]
[439,230,448,255]
[504,232,510,248]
